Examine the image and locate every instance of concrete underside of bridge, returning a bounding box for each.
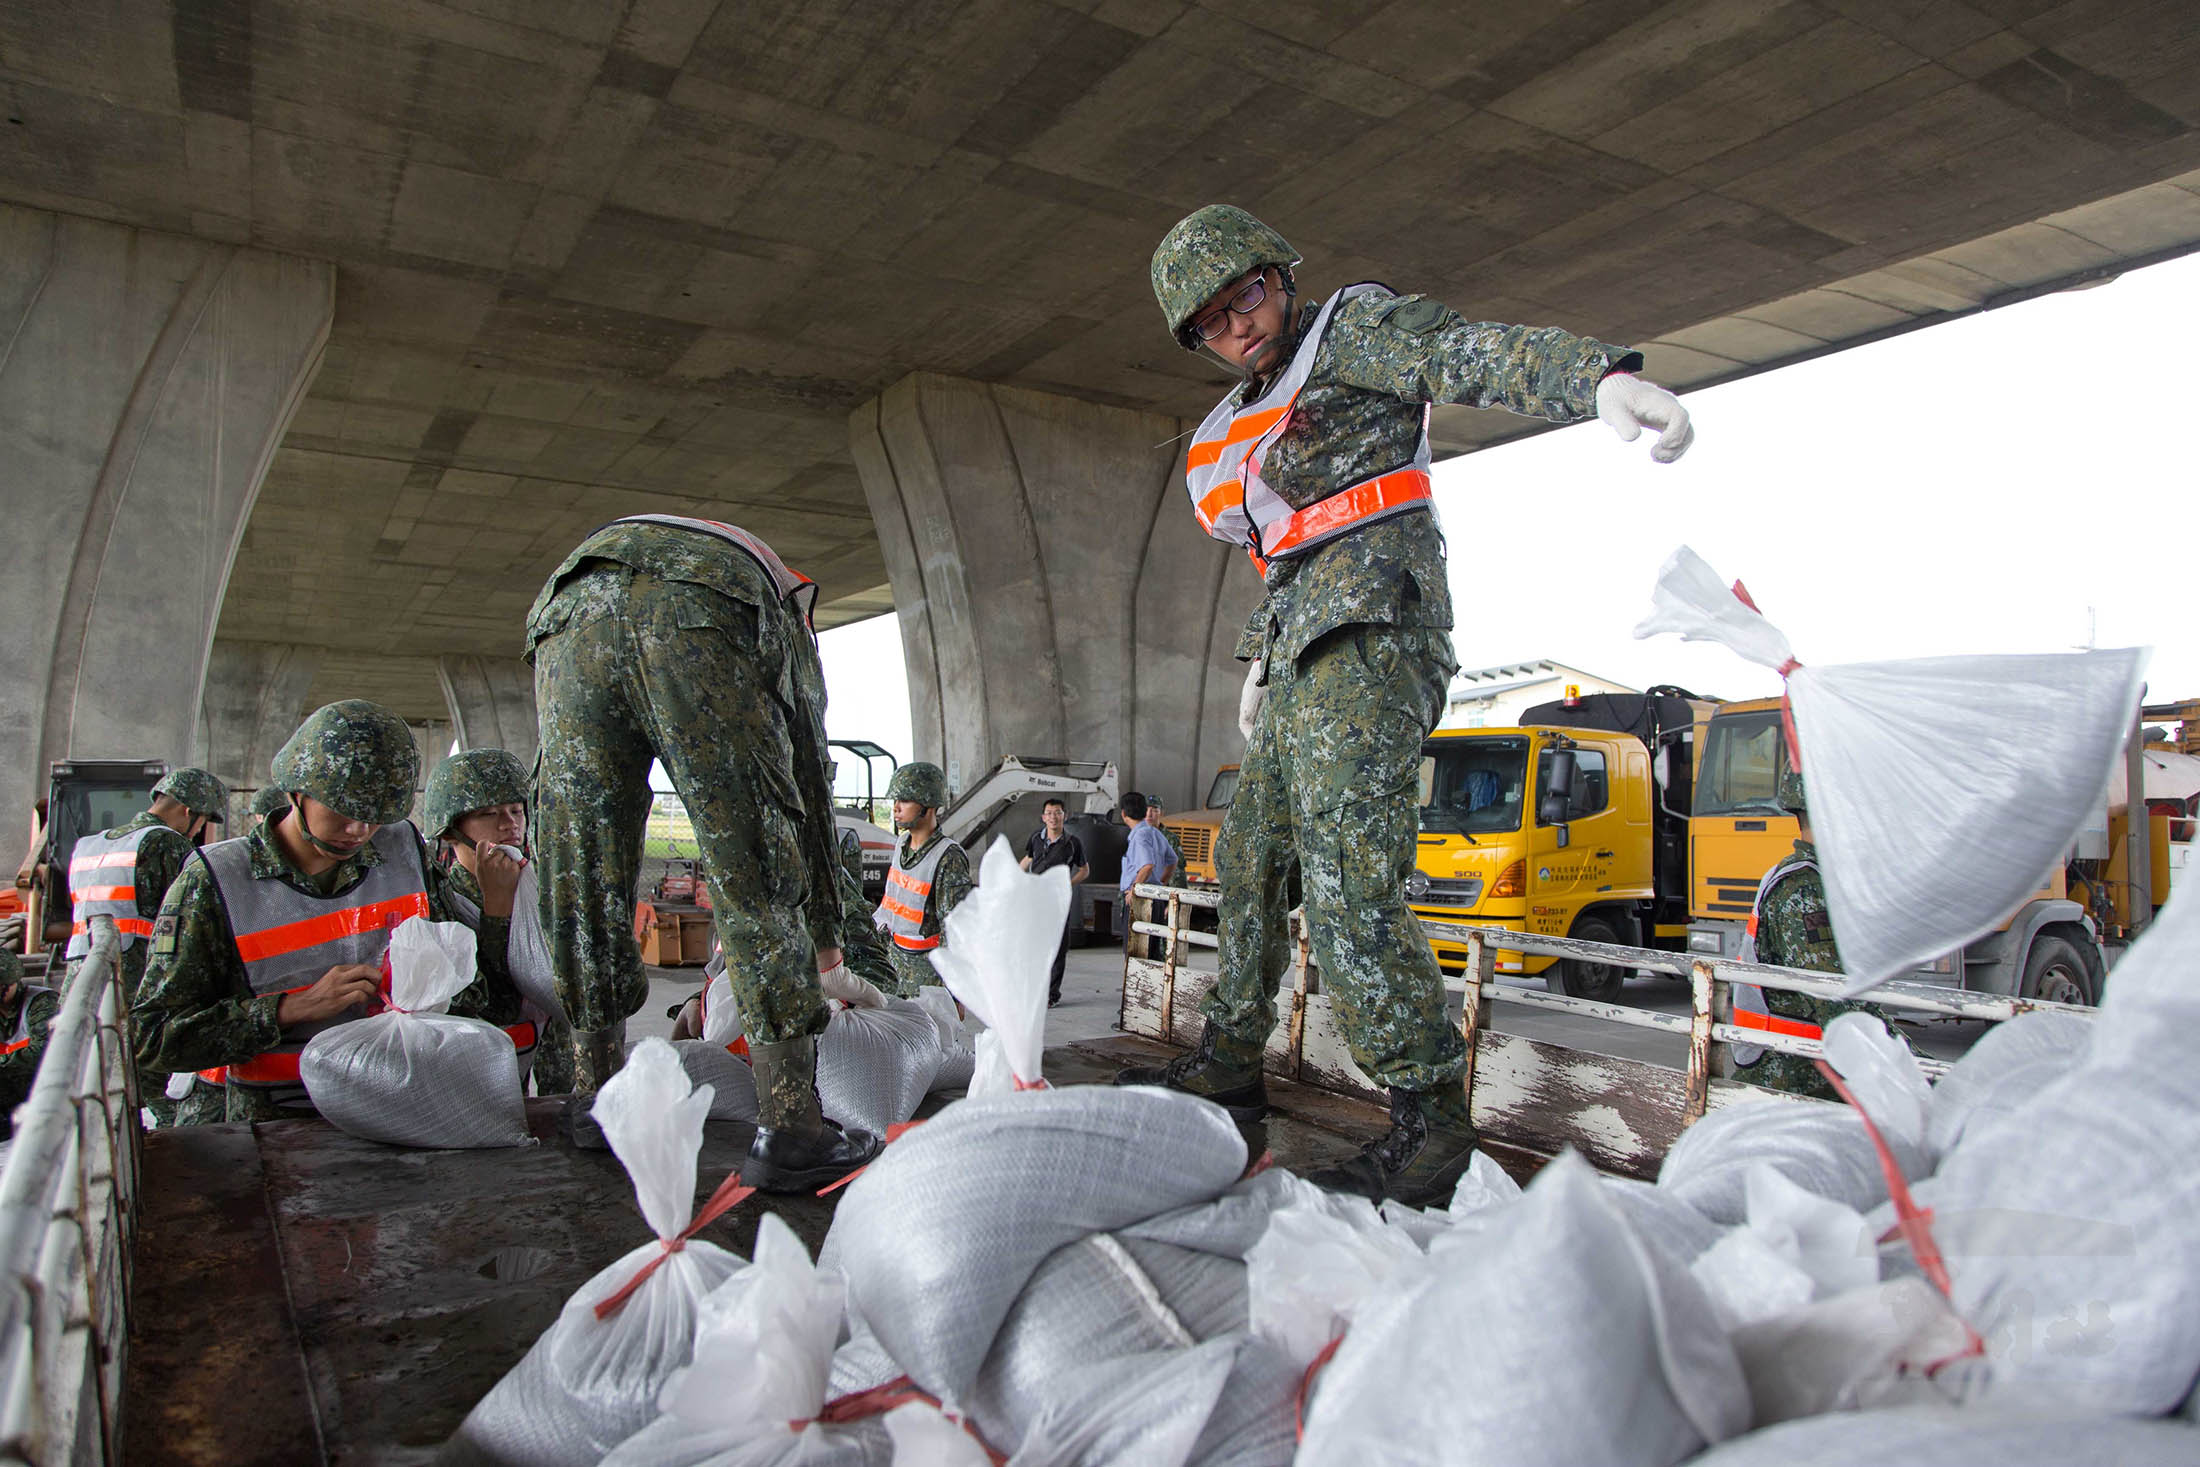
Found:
[4,0,2200,827]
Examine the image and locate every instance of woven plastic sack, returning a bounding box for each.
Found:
[301,917,529,1149]
[1728,1275,1973,1426]
[1248,1185,1423,1371]
[823,1085,1247,1403]
[1923,886,2200,1415]
[673,1040,759,1123]
[1300,1153,1749,1467]
[929,837,1067,1091]
[1007,1335,1246,1467]
[1691,1164,1877,1332]
[1821,1011,1930,1154]
[440,1040,742,1466]
[816,1000,942,1136]
[504,850,568,1027]
[1602,1177,1726,1265]
[882,1403,988,1467]
[601,1214,890,1467]
[1925,1009,2093,1155]
[910,986,977,1092]
[1685,1402,2200,1465]
[1636,545,2147,993]
[1658,1093,1930,1227]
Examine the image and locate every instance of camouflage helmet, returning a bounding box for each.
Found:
[1776,768,1807,815]
[422,748,531,841]
[249,784,290,818]
[269,700,419,827]
[887,761,950,811]
[1151,205,1300,347]
[152,767,228,820]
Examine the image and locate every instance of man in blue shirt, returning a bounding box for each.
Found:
[1119,793,1176,959]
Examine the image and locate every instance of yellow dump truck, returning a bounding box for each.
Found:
[1680,694,2182,1006]
[1160,764,1238,886]
[1410,690,1709,1002]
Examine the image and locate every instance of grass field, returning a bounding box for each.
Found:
[644,802,697,858]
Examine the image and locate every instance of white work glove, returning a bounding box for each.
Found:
[1238,658,1267,741]
[818,958,887,1010]
[1596,372,1693,463]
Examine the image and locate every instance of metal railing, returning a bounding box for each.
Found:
[1124,884,2092,1125]
[0,915,141,1465]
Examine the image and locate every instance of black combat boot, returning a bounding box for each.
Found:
[741,1035,883,1193]
[1306,1084,1478,1208]
[1111,1020,1269,1121]
[558,1024,627,1151]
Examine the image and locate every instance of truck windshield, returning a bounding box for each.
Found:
[1419,737,1528,835]
[1206,768,1240,809]
[1695,709,1791,816]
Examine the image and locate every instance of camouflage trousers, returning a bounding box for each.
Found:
[533,565,830,1051]
[1209,623,1465,1092]
[68,947,185,1128]
[885,944,941,999]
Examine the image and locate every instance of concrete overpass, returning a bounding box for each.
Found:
[5,0,2199,829]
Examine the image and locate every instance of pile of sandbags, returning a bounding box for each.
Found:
[301,917,530,1149]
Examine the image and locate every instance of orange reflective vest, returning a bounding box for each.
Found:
[1184,282,1435,574]
[65,823,161,957]
[874,835,961,952]
[1733,852,1823,1066]
[608,514,818,627]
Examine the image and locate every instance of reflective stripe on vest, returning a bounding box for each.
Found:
[606,514,819,627]
[874,835,960,952]
[1732,853,1821,1067]
[66,825,160,957]
[1184,283,1435,573]
[200,823,431,1096]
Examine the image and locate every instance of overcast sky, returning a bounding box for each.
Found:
[812,248,2200,774]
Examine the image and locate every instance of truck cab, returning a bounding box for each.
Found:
[1160,764,1238,887]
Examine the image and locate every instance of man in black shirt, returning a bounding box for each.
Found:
[1020,797,1090,1006]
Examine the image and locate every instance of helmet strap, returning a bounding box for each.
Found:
[289,794,360,859]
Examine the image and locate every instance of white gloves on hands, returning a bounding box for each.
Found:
[1239,658,1268,741]
[1596,373,1694,463]
[818,958,887,1010]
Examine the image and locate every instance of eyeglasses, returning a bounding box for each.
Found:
[1190,273,1268,342]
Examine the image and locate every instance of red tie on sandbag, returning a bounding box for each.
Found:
[1296,1331,1346,1441]
[593,1170,757,1320]
[1813,1058,1984,1374]
[805,1375,1007,1463]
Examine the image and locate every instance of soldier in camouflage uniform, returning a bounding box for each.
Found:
[134,702,522,1124]
[872,762,971,997]
[421,748,574,1094]
[249,784,290,819]
[63,766,227,1126]
[1119,205,1695,1206]
[835,828,898,996]
[0,947,58,1139]
[1734,770,1911,1101]
[529,515,878,1191]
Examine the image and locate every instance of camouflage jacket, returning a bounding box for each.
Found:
[0,983,59,1119]
[895,833,972,940]
[133,812,519,1079]
[525,521,845,948]
[1755,840,1838,972]
[1225,291,1639,668]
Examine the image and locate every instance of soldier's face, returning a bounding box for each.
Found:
[892,798,927,831]
[457,802,527,849]
[296,796,377,856]
[1193,268,1289,372]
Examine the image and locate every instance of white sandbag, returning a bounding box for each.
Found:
[700,969,742,1048]
[929,837,1066,1090]
[817,1000,941,1136]
[1448,1149,1524,1218]
[1926,886,2200,1415]
[1602,1177,1726,1265]
[1659,1093,1929,1227]
[1007,1337,1241,1467]
[823,1085,1247,1403]
[1247,1186,1423,1371]
[302,916,530,1149]
[1729,1276,1974,1426]
[1684,1402,2200,1466]
[441,1041,742,1466]
[1821,1011,1929,1154]
[910,986,977,1092]
[1300,1153,1749,1467]
[601,1214,887,1467]
[673,1040,759,1123]
[1925,1009,2093,1155]
[882,1403,990,1467]
[504,852,567,1025]
[1636,545,2147,993]
[1690,1164,1876,1332]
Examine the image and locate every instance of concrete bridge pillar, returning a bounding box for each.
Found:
[437,655,539,769]
[0,204,332,836]
[195,640,321,826]
[850,372,1261,814]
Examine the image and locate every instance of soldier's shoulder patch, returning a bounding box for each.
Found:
[1376,294,1449,335]
[151,912,178,952]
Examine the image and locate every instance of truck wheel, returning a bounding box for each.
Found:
[1552,914,1627,1005]
[2021,935,2097,1007]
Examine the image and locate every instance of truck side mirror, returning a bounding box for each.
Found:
[1539,749,1576,826]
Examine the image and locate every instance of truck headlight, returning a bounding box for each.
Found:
[1687,930,1725,955]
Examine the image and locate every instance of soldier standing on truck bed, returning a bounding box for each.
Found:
[873,762,971,997]
[528,515,880,1193]
[63,766,227,1127]
[422,748,573,1095]
[1116,205,1695,1206]
[1733,770,1912,1100]
[133,702,523,1124]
